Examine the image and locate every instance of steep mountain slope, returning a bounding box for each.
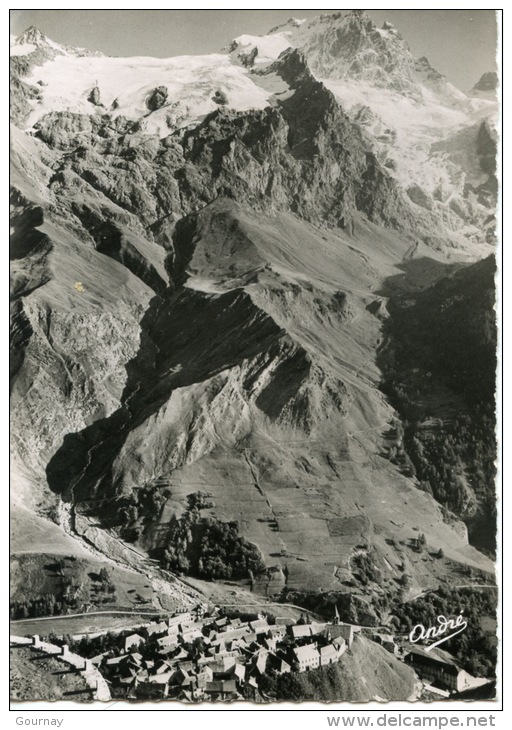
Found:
[41,199,491,595]
[379,256,497,553]
[10,13,497,617]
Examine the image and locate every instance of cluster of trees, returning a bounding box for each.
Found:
[10,563,119,619]
[196,518,265,580]
[91,567,117,603]
[113,485,169,541]
[256,663,347,702]
[384,405,494,521]
[161,513,265,581]
[112,485,265,580]
[352,549,382,585]
[391,587,497,679]
[10,585,83,620]
[157,492,265,580]
[412,533,427,552]
[46,630,127,659]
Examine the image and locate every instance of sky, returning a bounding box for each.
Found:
[10,9,499,92]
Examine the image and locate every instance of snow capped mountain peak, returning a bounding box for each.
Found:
[222,11,498,247]
[288,11,416,94]
[16,25,49,46]
[11,25,68,56]
[10,25,103,60]
[229,10,465,106]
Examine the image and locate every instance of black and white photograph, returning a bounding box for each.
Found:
[9,7,501,708]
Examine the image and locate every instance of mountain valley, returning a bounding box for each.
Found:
[10,11,498,640]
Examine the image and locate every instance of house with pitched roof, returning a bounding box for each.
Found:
[319,643,341,666]
[157,634,179,651]
[373,633,399,655]
[293,643,320,672]
[181,627,203,644]
[332,636,346,655]
[175,611,194,625]
[263,637,278,653]
[196,666,214,689]
[249,618,269,634]
[214,626,251,643]
[291,624,313,640]
[166,614,183,629]
[267,624,287,640]
[267,652,292,675]
[123,633,145,652]
[246,648,269,678]
[136,672,171,699]
[204,679,238,700]
[145,621,168,639]
[154,659,173,675]
[228,662,246,684]
[105,655,126,668]
[170,667,193,688]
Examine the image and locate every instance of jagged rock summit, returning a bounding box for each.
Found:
[11,24,102,58]
[231,10,465,103]
[15,25,48,46]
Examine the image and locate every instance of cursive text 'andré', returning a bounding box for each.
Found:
[409,612,467,651]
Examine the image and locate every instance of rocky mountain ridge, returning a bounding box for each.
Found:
[11,13,498,253]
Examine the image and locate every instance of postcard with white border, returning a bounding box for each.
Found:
[9,6,502,710]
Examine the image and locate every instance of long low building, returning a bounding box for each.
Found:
[404,646,486,693]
